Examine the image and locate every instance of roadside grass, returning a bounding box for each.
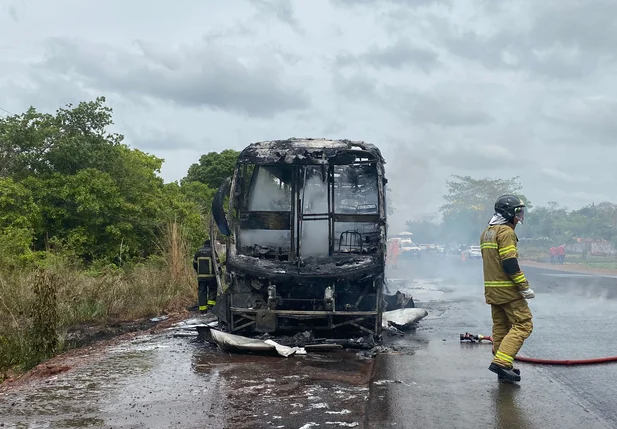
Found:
[520,248,617,270]
[0,221,198,382]
[579,261,617,270]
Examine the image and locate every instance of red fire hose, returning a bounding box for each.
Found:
[460,333,617,366]
[513,355,617,366]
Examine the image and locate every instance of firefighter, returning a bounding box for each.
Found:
[192,240,217,314]
[480,194,535,383]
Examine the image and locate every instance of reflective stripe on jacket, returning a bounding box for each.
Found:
[480,224,530,305]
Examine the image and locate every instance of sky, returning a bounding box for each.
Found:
[1,0,616,231]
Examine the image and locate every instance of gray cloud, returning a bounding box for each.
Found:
[529,0,617,56]
[126,128,199,151]
[36,37,310,118]
[7,5,18,22]
[336,39,440,72]
[252,0,304,34]
[540,168,592,185]
[331,0,451,7]
[386,87,495,127]
[440,1,617,79]
[2,0,616,214]
[444,31,605,80]
[331,71,380,103]
[331,70,495,127]
[428,143,515,171]
[541,95,617,145]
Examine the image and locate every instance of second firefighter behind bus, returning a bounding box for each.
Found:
[193,240,217,315]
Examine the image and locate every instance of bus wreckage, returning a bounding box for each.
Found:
[209,138,414,342]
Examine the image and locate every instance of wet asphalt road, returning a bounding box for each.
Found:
[366,258,617,428]
[2,257,617,428]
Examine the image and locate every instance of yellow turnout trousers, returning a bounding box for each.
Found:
[491,298,533,368]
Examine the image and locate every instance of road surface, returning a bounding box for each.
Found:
[2,258,617,428]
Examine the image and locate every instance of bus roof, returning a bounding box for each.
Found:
[237,137,385,165]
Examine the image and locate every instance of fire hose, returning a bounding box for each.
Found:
[460,333,617,366]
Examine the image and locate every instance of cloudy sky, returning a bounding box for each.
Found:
[2,0,616,230]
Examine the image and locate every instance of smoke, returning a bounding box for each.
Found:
[300,174,329,257]
[247,167,290,212]
[239,230,291,249]
[240,164,381,255]
[382,141,441,234]
[241,166,292,249]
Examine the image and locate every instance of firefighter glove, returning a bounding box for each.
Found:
[520,288,535,299]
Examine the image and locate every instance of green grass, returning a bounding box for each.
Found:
[0,260,197,381]
[0,222,198,381]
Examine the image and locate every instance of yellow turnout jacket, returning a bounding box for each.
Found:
[480,224,530,305]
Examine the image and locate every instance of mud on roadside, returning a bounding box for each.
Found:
[0,310,192,391]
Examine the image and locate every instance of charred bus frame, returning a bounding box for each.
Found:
[210,138,388,339]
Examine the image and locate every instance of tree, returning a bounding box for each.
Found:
[405,214,443,243]
[0,98,214,264]
[0,97,124,179]
[183,149,239,189]
[0,178,41,264]
[439,175,530,243]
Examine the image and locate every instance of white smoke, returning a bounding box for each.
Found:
[300,174,329,257]
[247,167,290,212]
[241,166,292,250]
[239,164,381,255]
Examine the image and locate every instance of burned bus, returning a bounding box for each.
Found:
[209,138,388,339]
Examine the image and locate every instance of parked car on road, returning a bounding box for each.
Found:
[400,239,422,259]
[462,245,482,260]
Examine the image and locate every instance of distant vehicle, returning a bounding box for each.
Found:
[463,245,482,260]
[400,240,421,259]
[389,232,421,259]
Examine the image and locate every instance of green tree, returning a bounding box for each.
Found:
[0,97,124,179]
[0,98,210,264]
[183,149,239,189]
[439,175,530,243]
[0,178,41,264]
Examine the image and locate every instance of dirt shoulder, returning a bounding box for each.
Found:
[0,310,192,392]
[520,259,617,276]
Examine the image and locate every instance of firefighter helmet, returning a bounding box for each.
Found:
[494,194,526,224]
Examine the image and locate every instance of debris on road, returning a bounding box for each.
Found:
[383,290,415,310]
[209,329,307,357]
[382,308,428,331]
[149,315,169,322]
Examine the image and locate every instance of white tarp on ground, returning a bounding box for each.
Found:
[209,329,305,357]
[382,308,428,330]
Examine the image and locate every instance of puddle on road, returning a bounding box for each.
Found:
[190,346,373,429]
[1,327,376,429]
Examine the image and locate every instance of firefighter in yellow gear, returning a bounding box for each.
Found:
[480,194,535,383]
[193,240,217,314]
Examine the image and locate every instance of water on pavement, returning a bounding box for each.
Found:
[2,257,617,428]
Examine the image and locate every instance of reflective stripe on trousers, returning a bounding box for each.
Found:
[491,299,533,368]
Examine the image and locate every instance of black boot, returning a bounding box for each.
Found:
[497,367,520,382]
[489,363,521,382]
